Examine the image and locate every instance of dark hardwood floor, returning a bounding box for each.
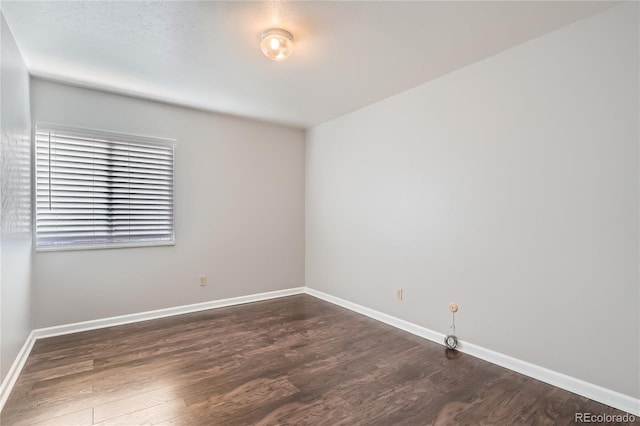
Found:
[1,294,634,425]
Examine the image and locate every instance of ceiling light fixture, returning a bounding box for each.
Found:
[260,28,294,61]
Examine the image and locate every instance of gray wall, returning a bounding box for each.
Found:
[306,4,639,399]
[0,13,32,381]
[30,79,305,328]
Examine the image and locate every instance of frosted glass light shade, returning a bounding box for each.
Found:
[260,28,294,61]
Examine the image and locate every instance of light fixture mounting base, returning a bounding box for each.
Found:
[261,28,293,41]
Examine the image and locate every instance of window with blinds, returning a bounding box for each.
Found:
[35,123,176,250]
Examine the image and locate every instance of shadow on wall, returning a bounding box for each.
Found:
[1,132,31,237]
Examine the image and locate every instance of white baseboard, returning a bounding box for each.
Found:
[304,287,446,344]
[303,287,640,417]
[0,287,305,412]
[0,331,36,412]
[33,287,305,339]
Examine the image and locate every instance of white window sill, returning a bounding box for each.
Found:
[35,240,175,252]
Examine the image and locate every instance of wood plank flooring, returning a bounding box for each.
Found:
[1,295,633,425]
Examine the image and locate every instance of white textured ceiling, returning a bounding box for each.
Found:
[1,1,616,128]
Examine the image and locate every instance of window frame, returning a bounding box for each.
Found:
[32,122,177,252]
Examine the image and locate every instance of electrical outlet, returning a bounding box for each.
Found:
[199,275,207,286]
[396,288,403,300]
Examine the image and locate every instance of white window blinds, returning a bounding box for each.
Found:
[35,123,176,250]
